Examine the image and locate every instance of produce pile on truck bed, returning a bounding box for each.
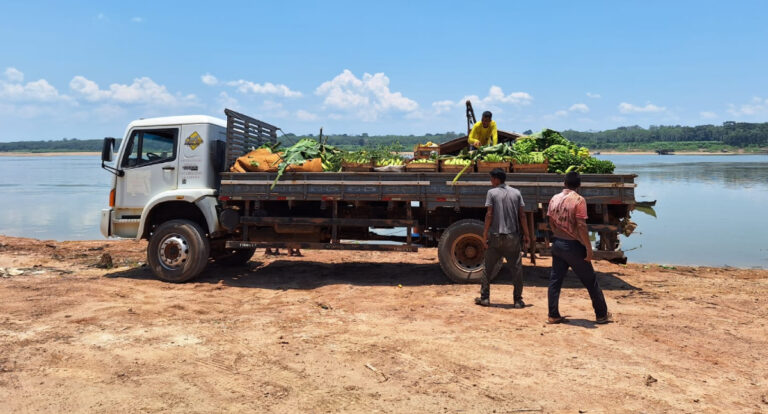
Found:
[229,128,616,183]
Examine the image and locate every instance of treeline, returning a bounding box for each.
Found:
[561,121,768,148]
[2,122,768,152]
[0,133,463,152]
[0,138,106,152]
[280,132,463,149]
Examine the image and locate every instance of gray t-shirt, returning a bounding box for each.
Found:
[485,184,525,235]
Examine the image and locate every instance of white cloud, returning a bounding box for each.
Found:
[727,97,768,117]
[296,109,318,121]
[69,75,197,106]
[484,86,533,105]
[432,86,533,116]
[460,86,533,108]
[432,100,455,115]
[97,13,106,20]
[618,102,667,114]
[217,91,238,110]
[569,103,590,113]
[700,111,718,119]
[69,76,109,101]
[131,17,144,23]
[544,102,591,120]
[201,73,218,86]
[4,67,24,82]
[0,77,68,102]
[315,69,418,121]
[227,79,302,98]
[586,92,601,99]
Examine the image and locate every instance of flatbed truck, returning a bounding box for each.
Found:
[100,109,637,283]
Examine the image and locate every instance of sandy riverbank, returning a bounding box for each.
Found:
[0,152,100,157]
[1,235,766,412]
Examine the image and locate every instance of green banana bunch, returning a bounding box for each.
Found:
[342,152,371,164]
[513,152,546,164]
[443,158,472,166]
[375,157,404,167]
[482,154,504,162]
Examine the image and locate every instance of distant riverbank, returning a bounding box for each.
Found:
[596,150,762,155]
[0,152,100,157]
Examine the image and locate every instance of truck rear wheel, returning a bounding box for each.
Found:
[147,219,210,283]
[437,219,500,284]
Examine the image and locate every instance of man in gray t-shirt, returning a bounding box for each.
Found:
[476,168,530,308]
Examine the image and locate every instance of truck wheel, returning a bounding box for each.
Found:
[437,219,500,283]
[211,248,256,266]
[147,219,210,283]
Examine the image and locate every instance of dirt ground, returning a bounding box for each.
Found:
[1,235,766,413]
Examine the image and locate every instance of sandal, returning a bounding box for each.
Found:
[547,316,567,324]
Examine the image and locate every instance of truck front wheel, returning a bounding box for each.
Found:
[437,219,500,284]
[147,219,210,283]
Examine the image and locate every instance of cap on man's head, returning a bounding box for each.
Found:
[564,171,581,189]
[482,111,492,119]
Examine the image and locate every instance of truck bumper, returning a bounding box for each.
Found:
[100,209,113,238]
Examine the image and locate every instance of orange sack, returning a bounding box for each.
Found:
[285,158,323,172]
[230,148,282,172]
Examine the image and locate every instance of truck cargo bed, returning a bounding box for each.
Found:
[219,171,637,211]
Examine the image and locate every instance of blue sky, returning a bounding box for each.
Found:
[1,0,767,140]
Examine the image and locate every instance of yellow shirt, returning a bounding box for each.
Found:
[468,121,498,147]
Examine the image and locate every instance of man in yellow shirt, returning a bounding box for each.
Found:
[468,111,498,148]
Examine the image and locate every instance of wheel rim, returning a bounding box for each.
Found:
[450,233,486,273]
[158,233,189,270]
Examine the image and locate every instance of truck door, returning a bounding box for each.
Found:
[115,127,179,214]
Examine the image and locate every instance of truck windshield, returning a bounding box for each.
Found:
[122,128,178,168]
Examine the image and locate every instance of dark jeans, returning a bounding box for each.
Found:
[480,233,523,302]
[548,238,608,318]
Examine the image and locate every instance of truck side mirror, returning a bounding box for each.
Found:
[101,137,115,162]
[101,137,123,176]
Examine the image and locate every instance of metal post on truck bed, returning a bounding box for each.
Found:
[527,211,536,265]
[331,201,339,244]
[406,203,412,245]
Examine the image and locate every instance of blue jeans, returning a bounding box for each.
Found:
[548,238,608,318]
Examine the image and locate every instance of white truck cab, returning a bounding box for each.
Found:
[100,115,235,281]
[101,115,226,239]
[101,110,281,282]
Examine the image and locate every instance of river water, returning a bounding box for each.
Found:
[0,154,765,268]
[600,154,767,269]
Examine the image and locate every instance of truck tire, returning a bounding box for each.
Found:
[437,219,501,284]
[211,248,256,266]
[147,219,210,283]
